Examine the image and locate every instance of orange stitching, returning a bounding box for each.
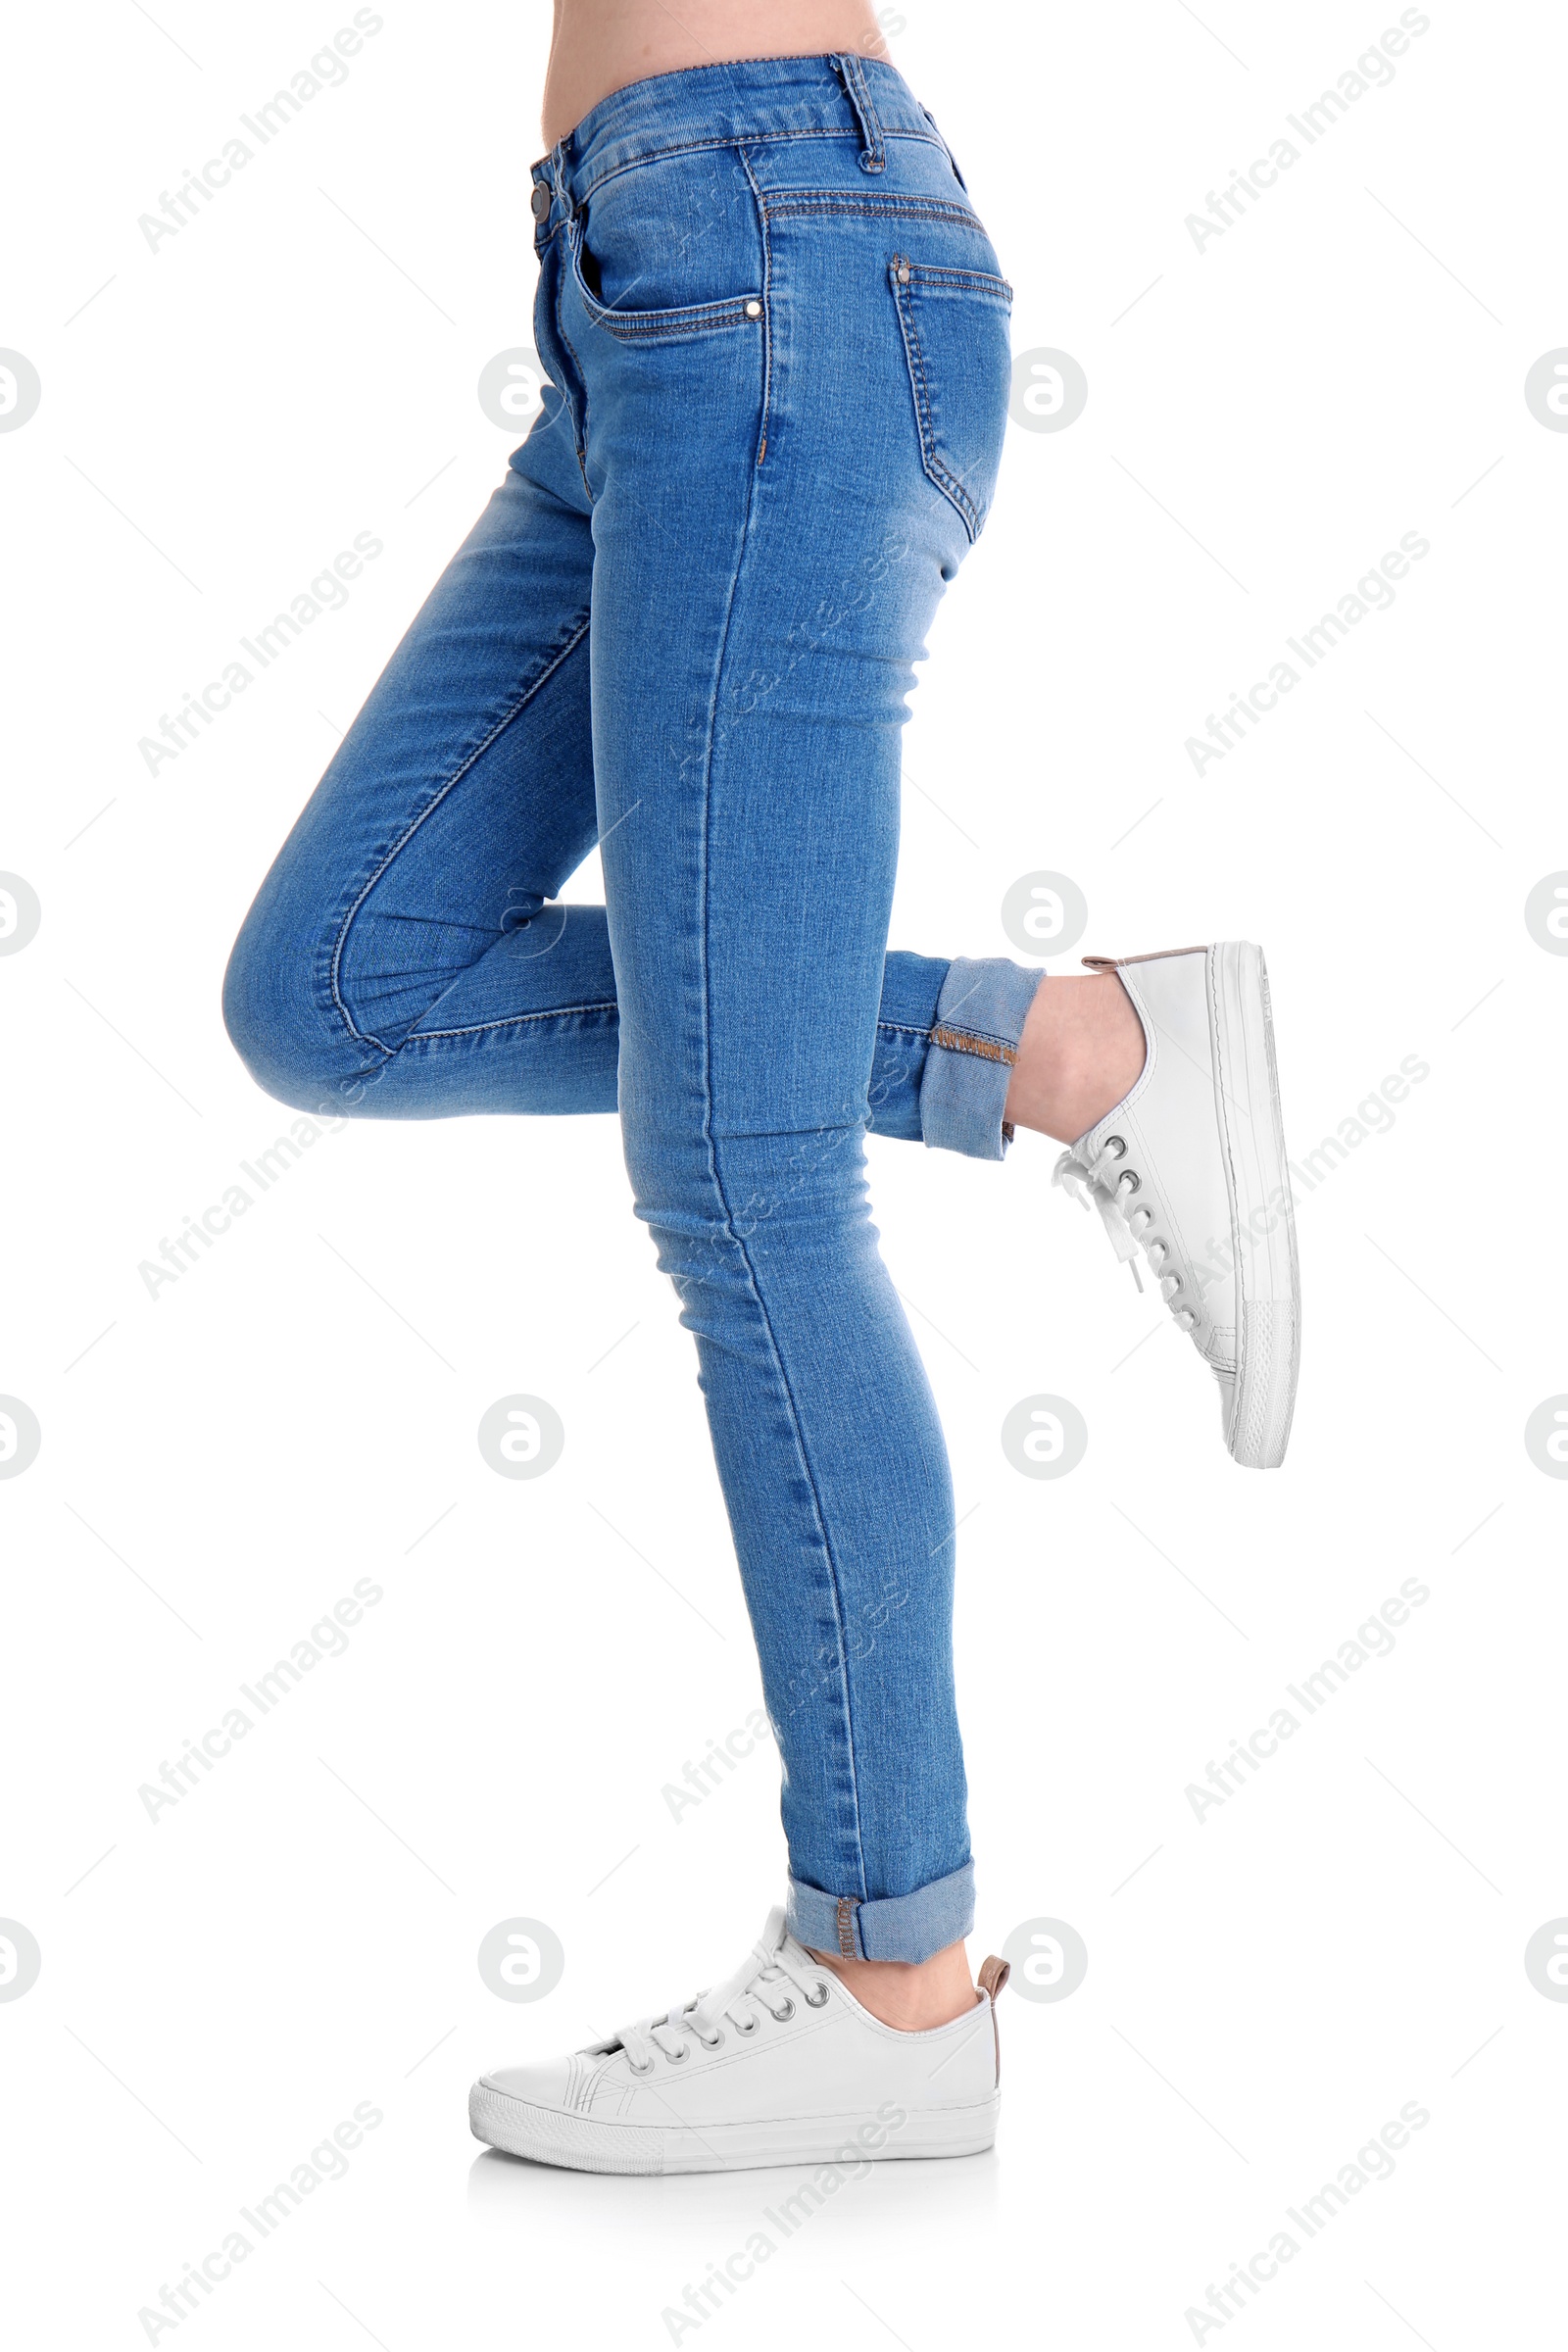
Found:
[929,1024,1017,1066]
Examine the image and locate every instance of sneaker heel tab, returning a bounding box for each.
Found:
[977,1956,1008,2086]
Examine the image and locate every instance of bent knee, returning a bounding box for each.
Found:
[625,1118,871,1262]
[222,902,379,1116]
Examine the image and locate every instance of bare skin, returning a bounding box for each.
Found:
[541,0,890,148]
[808,1937,980,2029]
[1004,971,1147,1145]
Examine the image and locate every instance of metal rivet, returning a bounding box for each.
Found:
[530,184,551,220]
[744,299,762,319]
[897,265,910,283]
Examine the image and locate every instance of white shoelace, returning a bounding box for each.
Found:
[612,1927,830,2074]
[1054,1138,1198,1333]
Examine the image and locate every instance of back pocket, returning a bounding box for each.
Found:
[889,256,1012,542]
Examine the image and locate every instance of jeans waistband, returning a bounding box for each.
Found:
[529,51,947,218]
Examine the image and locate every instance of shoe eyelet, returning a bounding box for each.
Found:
[773,1997,796,2022]
[735,2016,759,2036]
[665,2044,689,2064]
[1104,1135,1126,1157]
[806,1981,830,2007]
[699,2030,724,2051]
[629,2055,654,2076]
[1166,1273,1183,1293]
[1118,1170,1141,1194]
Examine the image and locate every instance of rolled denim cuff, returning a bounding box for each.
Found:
[918,957,1044,1161]
[785,1860,975,1962]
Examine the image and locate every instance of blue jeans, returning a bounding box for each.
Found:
[223,53,1040,1962]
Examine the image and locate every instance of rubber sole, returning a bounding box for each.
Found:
[1208,942,1300,1468]
[468,2081,1000,2175]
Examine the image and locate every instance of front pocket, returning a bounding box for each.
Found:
[567,218,763,345]
[889,256,1013,543]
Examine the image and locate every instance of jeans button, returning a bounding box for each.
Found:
[530,183,552,221]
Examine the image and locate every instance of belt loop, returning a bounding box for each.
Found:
[831,51,886,173]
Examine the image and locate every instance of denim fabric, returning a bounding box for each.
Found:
[223,52,1034,1963]
[923,957,1051,1160]
[786,1860,978,1964]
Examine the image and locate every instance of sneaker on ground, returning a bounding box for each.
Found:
[1054,942,1300,1468]
[469,1907,1010,2176]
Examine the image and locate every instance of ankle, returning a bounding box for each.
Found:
[806,1939,977,2032]
[1004,970,1146,1145]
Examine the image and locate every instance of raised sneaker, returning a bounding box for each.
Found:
[469,1907,1010,2176]
[1054,942,1300,1468]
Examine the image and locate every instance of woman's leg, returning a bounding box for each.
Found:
[221,109,1088,2006]
[225,82,1035,1990]
[532,91,1023,1984]
[222,444,1044,1160]
[227,437,1004,1962]
[221,427,607,1117]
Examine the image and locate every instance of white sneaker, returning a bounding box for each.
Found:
[1054,942,1300,1468]
[469,1908,1009,2175]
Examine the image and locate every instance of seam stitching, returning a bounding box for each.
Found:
[327,612,593,1054]
[568,125,945,209]
[837,52,886,172]
[736,143,772,460]
[555,226,597,493]
[581,293,763,341]
[898,260,1013,299]
[405,1001,619,1044]
[761,195,977,223]
[890,266,980,543]
[691,440,869,1907]
[533,239,591,483]
[929,1024,1017,1066]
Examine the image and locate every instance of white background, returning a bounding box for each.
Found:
[4,1,1565,2345]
